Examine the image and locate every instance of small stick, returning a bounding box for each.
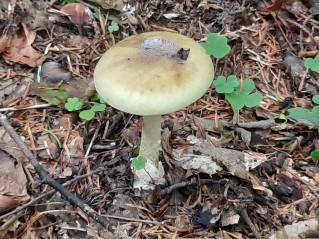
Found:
[159,179,227,196]
[0,113,116,234]
[0,104,52,112]
[0,167,106,221]
[236,207,261,239]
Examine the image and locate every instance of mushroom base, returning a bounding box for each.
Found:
[133,115,166,189]
[133,160,166,190]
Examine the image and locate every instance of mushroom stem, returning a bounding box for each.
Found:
[139,115,162,165]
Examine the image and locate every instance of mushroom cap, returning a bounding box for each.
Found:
[94,31,214,115]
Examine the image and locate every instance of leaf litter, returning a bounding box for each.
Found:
[0,0,319,238]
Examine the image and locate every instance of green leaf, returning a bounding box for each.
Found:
[224,78,262,110]
[200,43,215,56]
[288,107,317,126]
[65,97,84,111]
[304,55,319,73]
[108,20,119,33]
[35,87,68,106]
[240,79,256,95]
[79,109,95,120]
[91,103,106,112]
[200,33,231,59]
[312,95,319,105]
[226,92,245,110]
[213,76,226,86]
[91,95,106,103]
[213,75,239,94]
[310,149,319,161]
[245,92,263,108]
[131,156,147,170]
[90,95,100,102]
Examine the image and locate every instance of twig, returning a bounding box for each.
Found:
[159,179,227,196]
[236,207,261,239]
[0,113,116,234]
[0,167,106,221]
[0,104,52,112]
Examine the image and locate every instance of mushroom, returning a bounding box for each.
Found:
[94,31,214,190]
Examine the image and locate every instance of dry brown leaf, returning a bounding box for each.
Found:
[36,134,60,159]
[0,34,11,54]
[64,35,91,48]
[0,149,30,213]
[269,218,319,239]
[60,3,90,36]
[0,77,33,105]
[220,210,240,227]
[265,0,297,11]
[173,135,268,180]
[2,26,45,67]
[0,127,30,165]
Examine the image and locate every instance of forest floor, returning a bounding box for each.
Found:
[0,0,319,238]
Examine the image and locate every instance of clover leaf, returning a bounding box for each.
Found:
[65,97,84,111]
[91,103,106,112]
[312,95,319,105]
[108,20,119,33]
[304,55,319,73]
[225,79,263,110]
[310,149,319,161]
[79,109,95,120]
[91,94,106,103]
[288,106,319,127]
[201,33,231,58]
[79,103,107,121]
[131,156,147,170]
[213,75,240,93]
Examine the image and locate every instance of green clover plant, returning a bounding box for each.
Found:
[288,95,319,128]
[214,75,263,110]
[201,33,231,58]
[304,55,319,73]
[214,75,240,93]
[65,97,84,111]
[288,95,319,161]
[64,96,107,121]
[311,149,319,161]
[108,20,119,33]
[131,156,147,170]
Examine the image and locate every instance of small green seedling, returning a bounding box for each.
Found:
[287,95,319,128]
[200,33,231,58]
[214,75,240,93]
[108,20,119,33]
[214,75,263,110]
[304,55,319,73]
[279,113,287,121]
[131,156,147,170]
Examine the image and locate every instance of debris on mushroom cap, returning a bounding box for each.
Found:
[94,31,214,116]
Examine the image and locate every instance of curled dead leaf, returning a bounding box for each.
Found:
[2,25,45,67]
[0,149,30,213]
[60,3,90,36]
